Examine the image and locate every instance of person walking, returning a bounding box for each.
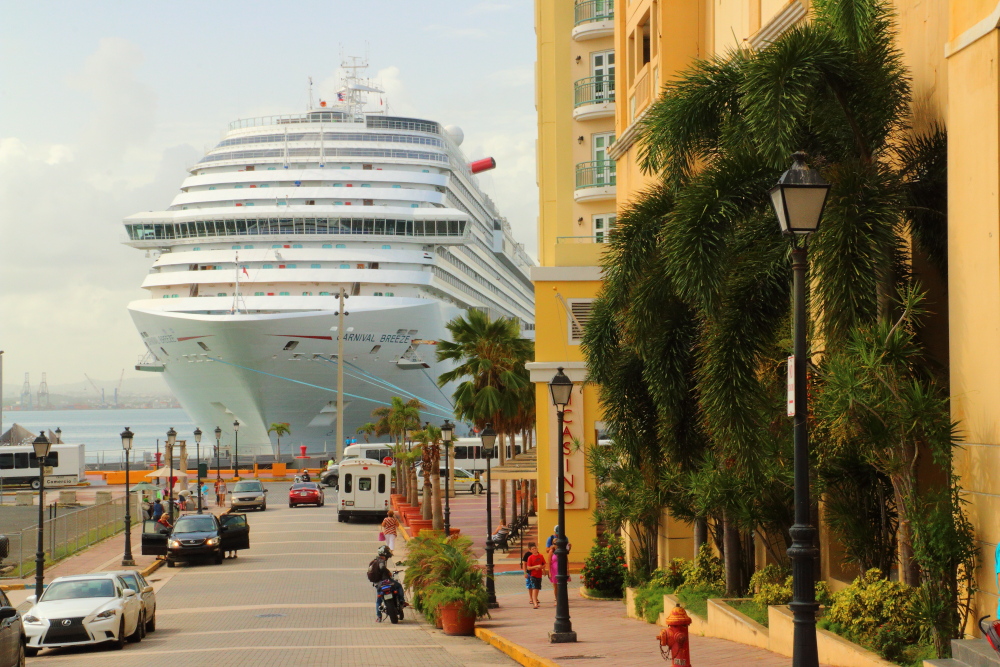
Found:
[380,510,398,550]
[546,525,572,606]
[215,478,227,507]
[151,499,164,522]
[524,543,546,609]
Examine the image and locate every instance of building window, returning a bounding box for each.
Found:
[263,264,273,269]
[272,244,281,248]
[319,291,330,296]
[386,292,394,296]
[594,214,617,242]
[244,245,254,249]
[217,292,227,297]
[302,291,312,296]
[292,244,303,248]
[322,244,333,248]
[374,292,383,296]
[336,244,346,248]
[232,245,240,250]
[340,263,350,269]
[255,292,264,296]
[567,299,595,344]
[382,245,391,249]
[311,263,321,269]
[279,291,290,296]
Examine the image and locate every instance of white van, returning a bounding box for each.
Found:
[337,459,392,523]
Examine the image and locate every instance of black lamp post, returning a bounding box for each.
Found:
[214,426,222,489]
[232,420,240,481]
[193,428,203,513]
[769,151,829,667]
[480,423,499,608]
[32,431,51,600]
[166,427,177,521]
[441,420,454,536]
[54,427,61,444]
[548,368,576,643]
[120,427,135,566]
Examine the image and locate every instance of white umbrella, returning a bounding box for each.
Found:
[146,466,189,479]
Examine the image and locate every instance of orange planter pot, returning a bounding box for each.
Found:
[409,519,433,536]
[440,601,476,636]
[434,610,444,629]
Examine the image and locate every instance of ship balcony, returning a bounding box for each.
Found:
[573,0,614,40]
[135,350,165,373]
[574,161,616,203]
[574,77,615,121]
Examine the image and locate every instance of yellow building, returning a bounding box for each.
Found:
[534,0,1000,624]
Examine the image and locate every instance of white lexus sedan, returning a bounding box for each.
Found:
[22,573,143,655]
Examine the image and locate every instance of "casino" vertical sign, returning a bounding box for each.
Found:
[545,382,590,510]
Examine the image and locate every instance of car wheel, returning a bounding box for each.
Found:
[16,640,25,665]
[30,479,40,491]
[129,612,144,642]
[215,549,224,564]
[146,610,156,632]
[289,502,294,508]
[113,618,126,650]
[319,500,324,507]
[261,502,266,511]
[24,646,37,658]
[471,482,483,495]
[166,558,175,568]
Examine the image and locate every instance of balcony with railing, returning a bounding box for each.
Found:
[574,76,616,121]
[574,160,616,202]
[573,0,614,40]
[554,236,608,267]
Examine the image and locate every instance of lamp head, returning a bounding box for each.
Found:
[193,427,202,444]
[166,427,177,446]
[120,427,134,452]
[214,426,222,439]
[441,420,454,444]
[233,420,240,433]
[769,151,830,236]
[549,367,573,411]
[32,432,51,460]
[480,423,498,457]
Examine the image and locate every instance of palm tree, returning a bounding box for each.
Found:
[267,423,291,462]
[356,422,377,443]
[371,397,423,503]
[437,309,533,525]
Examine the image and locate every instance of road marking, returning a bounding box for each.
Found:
[181,626,424,636]
[176,568,363,575]
[158,603,371,615]
[41,644,443,659]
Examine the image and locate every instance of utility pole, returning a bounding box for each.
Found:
[336,286,346,462]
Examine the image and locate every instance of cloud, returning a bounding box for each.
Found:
[465,2,513,15]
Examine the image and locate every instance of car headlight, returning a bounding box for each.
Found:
[168,539,182,548]
[205,536,221,546]
[23,615,41,624]
[95,609,116,620]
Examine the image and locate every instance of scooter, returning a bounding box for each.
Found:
[376,570,405,624]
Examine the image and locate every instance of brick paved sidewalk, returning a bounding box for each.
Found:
[478,584,795,667]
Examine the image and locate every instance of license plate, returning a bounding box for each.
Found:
[383,593,393,599]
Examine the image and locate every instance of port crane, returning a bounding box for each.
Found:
[83,373,106,407]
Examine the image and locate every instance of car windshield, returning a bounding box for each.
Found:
[42,579,115,601]
[291,483,317,490]
[174,516,217,533]
[119,574,139,591]
[233,482,262,493]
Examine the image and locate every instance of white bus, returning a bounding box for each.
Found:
[339,437,522,473]
[0,444,85,489]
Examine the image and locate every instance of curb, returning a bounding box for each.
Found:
[1,558,166,591]
[475,628,561,667]
[579,587,623,601]
[141,558,166,577]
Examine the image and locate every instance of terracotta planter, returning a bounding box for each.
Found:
[410,519,433,536]
[434,610,444,629]
[440,601,476,636]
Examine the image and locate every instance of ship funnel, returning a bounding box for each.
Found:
[470,157,497,174]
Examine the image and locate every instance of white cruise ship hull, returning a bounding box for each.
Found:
[130,296,464,456]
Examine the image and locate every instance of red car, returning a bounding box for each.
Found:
[289,482,325,507]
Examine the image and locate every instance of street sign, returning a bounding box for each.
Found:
[382,456,394,466]
[787,355,795,417]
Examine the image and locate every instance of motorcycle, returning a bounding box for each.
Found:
[376,570,405,624]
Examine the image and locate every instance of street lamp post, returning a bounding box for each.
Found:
[769,151,830,667]
[166,427,177,521]
[480,423,499,608]
[548,368,576,643]
[193,428,203,513]
[32,432,51,600]
[233,420,240,481]
[441,420,454,536]
[120,427,136,566]
[214,426,222,486]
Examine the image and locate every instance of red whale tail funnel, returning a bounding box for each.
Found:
[470,157,497,174]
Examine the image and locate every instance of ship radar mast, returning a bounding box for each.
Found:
[336,55,384,121]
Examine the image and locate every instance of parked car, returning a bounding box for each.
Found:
[104,570,156,633]
[320,467,338,488]
[0,588,25,666]
[140,513,250,566]
[229,480,268,511]
[22,573,143,655]
[289,482,325,507]
[415,466,484,494]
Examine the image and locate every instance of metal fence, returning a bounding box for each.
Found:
[0,495,138,580]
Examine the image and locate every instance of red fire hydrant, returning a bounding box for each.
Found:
[657,604,692,665]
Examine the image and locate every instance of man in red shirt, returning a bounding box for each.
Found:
[524,542,546,609]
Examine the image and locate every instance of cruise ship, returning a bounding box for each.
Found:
[124,66,535,456]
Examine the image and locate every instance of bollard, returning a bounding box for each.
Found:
[59,490,78,505]
[95,491,113,505]
[15,492,32,506]
[657,604,693,666]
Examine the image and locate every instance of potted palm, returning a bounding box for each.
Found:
[424,539,490,635]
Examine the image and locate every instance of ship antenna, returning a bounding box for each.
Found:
[308,76,314,110]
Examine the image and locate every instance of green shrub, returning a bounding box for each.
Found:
[581,536,627,597]
[634,584,674,623]
[748,564,832,609]
[824,569,921,662]
[675,582,725,620]
[682,543,725,589]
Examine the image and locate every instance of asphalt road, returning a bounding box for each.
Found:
[27,482,516,667]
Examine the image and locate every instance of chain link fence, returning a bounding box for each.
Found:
[0,495,138,580]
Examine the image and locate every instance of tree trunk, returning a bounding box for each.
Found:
[510,479,518,528]
[723,514,743,597]
[498,431,508,527]
[421,462,433,519]
[528,479,536,517]
[694,516,708,556]
[431,465,443,530]
[890,468,919,586]
[408,464,419,507]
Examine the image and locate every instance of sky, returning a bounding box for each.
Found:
[0,0,538,393]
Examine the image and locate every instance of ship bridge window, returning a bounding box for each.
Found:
[340,264,350,269]
[197,341,210,351]
[336,244,346,248]
[311,263,321,269]
[322,244,333,248]
[263,264,273,269]
[382,245,391,249]
[244,245,254,249]
[283,341,299,351]
[232,245,240,250]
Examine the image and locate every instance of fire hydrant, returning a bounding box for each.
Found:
[657,604,692,665]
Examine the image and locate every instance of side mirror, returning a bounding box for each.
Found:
[142,586,154,594]
[220,525,229,532]
[25,595,36,605]
[0,607,17,621]
[264,489,268,494]
[123,589,136,597]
